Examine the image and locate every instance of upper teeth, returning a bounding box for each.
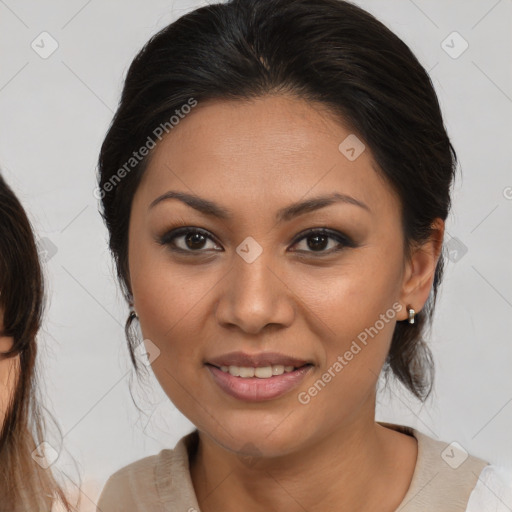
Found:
[220,365,296,378]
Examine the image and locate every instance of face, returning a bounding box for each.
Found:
[0,309,18,427]
[128,94,433,456]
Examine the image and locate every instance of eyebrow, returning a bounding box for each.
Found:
[149,190,371,222]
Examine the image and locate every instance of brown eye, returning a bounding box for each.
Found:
[159,227,221,254]
[305,233,329,251]
[184,231,208,250]
[290,228,355,255]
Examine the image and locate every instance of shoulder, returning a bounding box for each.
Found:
[380,422,490,475]
[379,422,491,511]
[96,429,200,512]
[466,464,512,512]
[96,451,172,512]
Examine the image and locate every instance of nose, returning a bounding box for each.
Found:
[214,246,295,335]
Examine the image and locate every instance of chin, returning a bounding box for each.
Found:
[202,412,311,459]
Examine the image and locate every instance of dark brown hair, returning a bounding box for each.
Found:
[97,0,456,400]
[0,173,74,511]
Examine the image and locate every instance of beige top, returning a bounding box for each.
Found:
[96,422,489,512]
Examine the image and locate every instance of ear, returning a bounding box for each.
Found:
[397,218,445,321]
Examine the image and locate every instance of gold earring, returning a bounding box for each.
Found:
[407,306,416,324]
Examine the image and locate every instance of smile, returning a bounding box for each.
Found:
[218,364,297,378]
[205,363,313,402]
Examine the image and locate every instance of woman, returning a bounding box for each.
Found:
[0,173,74,511]
[96,0,511,510]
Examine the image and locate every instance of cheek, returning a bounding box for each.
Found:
[129,256,212,421]
[301,245,403,343]
[129,222,201,338]
[298,247,404,396]
[132,257,218,339]
[129,242,223,388]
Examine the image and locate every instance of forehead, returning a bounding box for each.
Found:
[136,94,398,218]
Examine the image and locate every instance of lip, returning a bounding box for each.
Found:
[206,351,311,368]
[206,363,313,402]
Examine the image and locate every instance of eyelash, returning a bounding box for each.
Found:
[157,226,356,257]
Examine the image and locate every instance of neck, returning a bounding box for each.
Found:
[189,405,416,512]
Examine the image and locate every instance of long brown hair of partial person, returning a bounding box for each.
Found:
[0,172,77,511]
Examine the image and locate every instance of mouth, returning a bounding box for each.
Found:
[204,353,314,402]
[206,362,312,379]
[205,351,312,371]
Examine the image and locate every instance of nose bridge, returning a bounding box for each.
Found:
[215,235,293,333]
[235,237,273,294]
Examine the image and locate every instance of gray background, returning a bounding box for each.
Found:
[0,0,511,509]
